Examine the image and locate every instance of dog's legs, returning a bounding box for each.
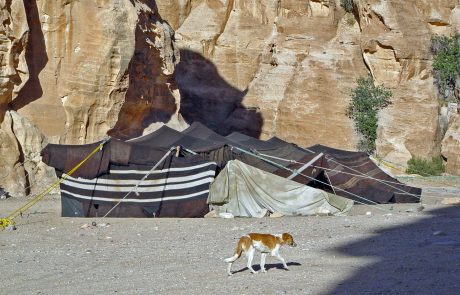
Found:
[226,261,233,276]
[245,247,257,274]
[274,253,289,270]
[260,253,267,273]
[224,254,239,276]
[225,236,250,276]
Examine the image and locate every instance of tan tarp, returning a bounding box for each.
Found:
[208,160,353,217]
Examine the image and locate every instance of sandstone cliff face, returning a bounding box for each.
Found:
[0,110,54,198]
[1,0,460,199]
[8,0,182,144]
[360,0,457,167]
[158,0,460,174]
[0,0,183,196]
[442,113,460,173]
[0,0,28,122]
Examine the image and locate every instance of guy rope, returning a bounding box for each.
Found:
[230,145,392,212]
[0,138,110,231]
[94,146,177,223]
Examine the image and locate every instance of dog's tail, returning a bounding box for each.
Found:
[224,236,250,263]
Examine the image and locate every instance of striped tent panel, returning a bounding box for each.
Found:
[60,161,218,218]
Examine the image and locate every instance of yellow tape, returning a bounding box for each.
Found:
[2,139,109,226]
[0,218,14,230]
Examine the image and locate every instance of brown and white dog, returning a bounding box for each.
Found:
[224,233,297,276]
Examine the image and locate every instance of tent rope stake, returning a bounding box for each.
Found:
[0,138,110,230]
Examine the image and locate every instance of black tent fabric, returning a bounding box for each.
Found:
[182,123,421,204]
[305,144,421,204]
[60,155,217,218]
[41,140,113,179]
[41,139,218,218]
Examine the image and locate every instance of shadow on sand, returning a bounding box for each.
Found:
[232,262,302,275]
[327,205,460,295]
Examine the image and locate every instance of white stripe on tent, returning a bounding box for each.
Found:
[109,162,217,174]
[287,153,324,180]
[61,189,210,203]
[63,170,216,186]
[62,177,215,193]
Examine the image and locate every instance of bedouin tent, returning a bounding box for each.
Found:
[41,138,217,218]
[223,129,421,204]
[208,160,354,217]
[133,118,417,203]
[41,121,421,218]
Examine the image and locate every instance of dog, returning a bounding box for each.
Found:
[224,233,297,276]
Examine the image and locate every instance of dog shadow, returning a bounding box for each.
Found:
[232,262,302,274]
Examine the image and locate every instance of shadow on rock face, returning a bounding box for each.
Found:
[174,49,263,138]
[108,0,177,140]
[10,0,48,112]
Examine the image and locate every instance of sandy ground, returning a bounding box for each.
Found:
[1,178,460,295]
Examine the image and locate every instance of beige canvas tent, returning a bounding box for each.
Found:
[208,160,353,217]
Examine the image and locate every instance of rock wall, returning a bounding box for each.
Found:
[0,0,28,122]
[158,0,460,174]
[7,0,182,144]
[0,110,54,198]
[1,0,460,199]
[0,0,183,197]
[442,113,460,173]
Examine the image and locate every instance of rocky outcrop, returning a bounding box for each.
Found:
[0,1,183,197]
[0,111,24,197]
[0,0,28,122]
[0,110,54,198]
[158,0,460,173]
[8,0,182,144]
[359,0,446,166]
[442,113,460,174]
[1,0,460,199]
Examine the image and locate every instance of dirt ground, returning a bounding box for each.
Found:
[1,177,460,295]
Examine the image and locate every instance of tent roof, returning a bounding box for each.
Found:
[183,122,229,144]
[129,125,225,152]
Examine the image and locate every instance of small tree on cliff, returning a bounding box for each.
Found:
[347,76,392,154]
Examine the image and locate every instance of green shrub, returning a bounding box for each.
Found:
[431,34,460,99]
[406,156,445,176]
[347,76,392,154]
[345,13,356,26]
[340,0,354,13]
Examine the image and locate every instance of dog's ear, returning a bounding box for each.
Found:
[282,233,291,241]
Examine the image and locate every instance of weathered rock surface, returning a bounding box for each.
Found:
[0,110,54,198]
[157,0,460,174]
[7,0,182,143]
[442,114,460,174]
[1,0,460,199]
[0,0,183,197]
[0,0,28,122]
